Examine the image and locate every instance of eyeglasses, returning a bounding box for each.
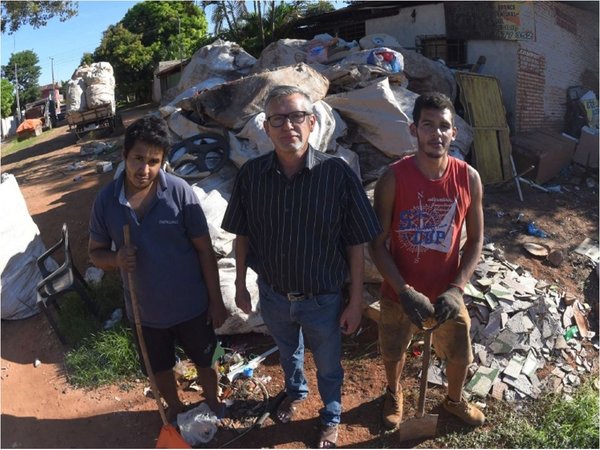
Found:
[266,111,311,128]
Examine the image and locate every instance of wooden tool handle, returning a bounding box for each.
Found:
[124,225,169,426]
[416,330,432,418]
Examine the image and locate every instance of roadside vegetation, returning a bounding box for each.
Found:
[434,378,599,449]
[60,273,142,387]
[1,132,47,157]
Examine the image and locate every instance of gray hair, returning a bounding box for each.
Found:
[264,85,314,114]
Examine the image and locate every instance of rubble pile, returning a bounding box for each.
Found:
[140,35,478,336]
[114,35,599,384]
[425,243,598,402]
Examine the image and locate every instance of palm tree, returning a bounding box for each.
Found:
[201,0,247,39]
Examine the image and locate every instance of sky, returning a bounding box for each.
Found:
[2,1,143,86]
[1,0,346,87]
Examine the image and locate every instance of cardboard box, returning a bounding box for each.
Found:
[511,130,576,184]
[572,126,599,168]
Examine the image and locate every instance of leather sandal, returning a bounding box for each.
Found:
[276,395,304,423]
[317,423,338,449]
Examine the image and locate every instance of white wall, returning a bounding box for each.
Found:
[365,3,446,48]
[467,40,519,131]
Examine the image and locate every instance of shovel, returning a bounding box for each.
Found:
[398,330,438,442]
[123,225,191,449]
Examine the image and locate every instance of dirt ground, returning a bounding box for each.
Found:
[1,103,598,448]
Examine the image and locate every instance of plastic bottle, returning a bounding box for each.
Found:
[527,222,547,238]
[564,325,579,341]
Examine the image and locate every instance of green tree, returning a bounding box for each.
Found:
[80,52,94,66]
[202,1,248,38]
[93,1,208,102]
[1,1,78,34]
[303,1,335,17]
[203,1,335,57]
[1,78,15,118]
[1,50,41,106]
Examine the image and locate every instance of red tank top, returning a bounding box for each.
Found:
[381,155,471,303]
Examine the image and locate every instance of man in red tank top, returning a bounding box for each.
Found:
[369,92,485,429]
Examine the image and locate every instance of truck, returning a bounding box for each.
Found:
[66,61,117,139]
[24,98,56,130]
[66,103,116,138]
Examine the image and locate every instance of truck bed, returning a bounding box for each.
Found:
[67,104,113,127]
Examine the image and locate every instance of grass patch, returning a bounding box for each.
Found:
[65,324,141,387]
[1,133,42,157]
[435,378,599,448]
[54,272,142,388]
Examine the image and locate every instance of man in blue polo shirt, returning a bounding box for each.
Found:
[89,115,227,422]
[222,86,381,448]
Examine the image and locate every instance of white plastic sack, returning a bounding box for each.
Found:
[251,39,316,73]
[228,132,267,168]
[360,33,401,49]
[86,83,115,111]
[396,47,457,101]
[84,62,115,86]
[0,174,52,319]
[192,185,235,257]
[177,403,218,445]
[167,78,226,108]
[195,63,329,130]
[235,113,274,153]
[329,144,361,179]
[66,78,87,113]
[325,78,416,158]
[167,109,226,140]
[338,47,404,73]
[214,258,268,336]
[363,182,383,283]
[71,65,91,80]
[177,40,256,92]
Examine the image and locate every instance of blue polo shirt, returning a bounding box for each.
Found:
[89,169,210,327]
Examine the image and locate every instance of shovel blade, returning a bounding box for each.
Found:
[397,413,439,442]
[156,424,191,448]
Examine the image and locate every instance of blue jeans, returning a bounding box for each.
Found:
[258,277,343,426]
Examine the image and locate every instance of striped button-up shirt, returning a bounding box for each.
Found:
[222,147,381,294]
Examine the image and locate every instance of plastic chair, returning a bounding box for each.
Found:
[36,223,97,344]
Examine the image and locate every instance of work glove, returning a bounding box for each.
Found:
[434,286,463,324]
[399,286,435,330]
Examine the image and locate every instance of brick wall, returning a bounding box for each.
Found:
[516,49,546,130]
[516,2,598,132]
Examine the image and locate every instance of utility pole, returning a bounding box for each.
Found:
[14,63,21,122]
[50,57,55,88]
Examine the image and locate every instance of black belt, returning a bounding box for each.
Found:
[272,286,332,301]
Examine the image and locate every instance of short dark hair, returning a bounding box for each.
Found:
[412,92,456,125]
[264,85,314,114]
[123,115,171,159]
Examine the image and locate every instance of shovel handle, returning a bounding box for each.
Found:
[124,225,169,426]
[416,330,432,417]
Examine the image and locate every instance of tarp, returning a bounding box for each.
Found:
[193,63,329,130]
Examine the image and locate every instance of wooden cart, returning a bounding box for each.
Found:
[66,103,115,138]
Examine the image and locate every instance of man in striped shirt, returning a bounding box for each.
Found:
[222,85,380,448]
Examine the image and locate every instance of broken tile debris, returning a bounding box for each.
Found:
[427,242,598,401]
[465,366,499,397]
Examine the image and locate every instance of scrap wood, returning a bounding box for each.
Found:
[572,301,594,339]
